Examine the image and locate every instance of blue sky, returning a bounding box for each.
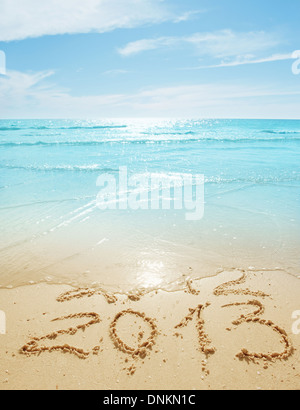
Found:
[0,0,300,118]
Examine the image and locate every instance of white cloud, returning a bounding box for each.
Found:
[0,0,171,41]
[188,30,279,59]
[0,70,56,109]
[1,69,300,119]
[118,37,178,56]
[118,29,281,59]
[185,53,295,69]
[102,69,130,75]
[173,10,205,23]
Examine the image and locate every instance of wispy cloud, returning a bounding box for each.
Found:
[1,69,300,119]
[184,53,295,69]
[187,30,279,58]
[118,37,178,57]
[102,69,131,76]
[0,69,56,103]
[118,29,282,61]
[0,0,173,42]
[173,10,205,23]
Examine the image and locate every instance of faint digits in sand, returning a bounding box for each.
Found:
[181,271,294,366]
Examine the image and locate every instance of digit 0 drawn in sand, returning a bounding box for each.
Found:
[110,310,158,360]
[213,271,270,298]
[56,287,117,304]
[20,313,102,360]
[222,301,294,364]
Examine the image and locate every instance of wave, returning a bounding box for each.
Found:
[261,130,300,135]
[140,131,196,136]
[0,125,128,132]
[1,126,299,135]
[0,164,120,172]
[0,127,23,131]
[1,136,300,148]
[1,164,299,184]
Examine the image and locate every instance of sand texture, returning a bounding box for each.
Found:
[0,269,299,390]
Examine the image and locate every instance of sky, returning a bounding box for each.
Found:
[0,0,300,119]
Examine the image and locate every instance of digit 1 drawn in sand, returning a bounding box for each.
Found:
[56,287,117,304]
[175,303,216,356]
[20,313,102,359]
[175,303,216,375]
[213,271,270,298]
[110,310,158,360]
[222,301,294,364]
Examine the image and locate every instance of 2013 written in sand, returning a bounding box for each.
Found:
[19,271,295,370]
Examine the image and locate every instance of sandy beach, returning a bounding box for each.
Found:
[1,0,300,393]
[0,268,299,390]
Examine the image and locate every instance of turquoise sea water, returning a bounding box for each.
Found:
[0,119,299,290]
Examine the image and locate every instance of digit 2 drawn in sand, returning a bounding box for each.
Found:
[213,270,269,298]
[20,313,102,359]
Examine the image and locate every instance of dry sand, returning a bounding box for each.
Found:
[0,269,299,390]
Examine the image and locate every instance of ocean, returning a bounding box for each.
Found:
[0,118,299,290]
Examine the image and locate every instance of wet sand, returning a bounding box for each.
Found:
[0,269,299,390]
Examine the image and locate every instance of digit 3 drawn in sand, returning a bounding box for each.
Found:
[110,310,158,360]
[222,300,265,328]
[222,301,294,364]
[20,313,102,359]
[215,274,294,364]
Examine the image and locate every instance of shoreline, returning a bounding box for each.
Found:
[0,268,299,390]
